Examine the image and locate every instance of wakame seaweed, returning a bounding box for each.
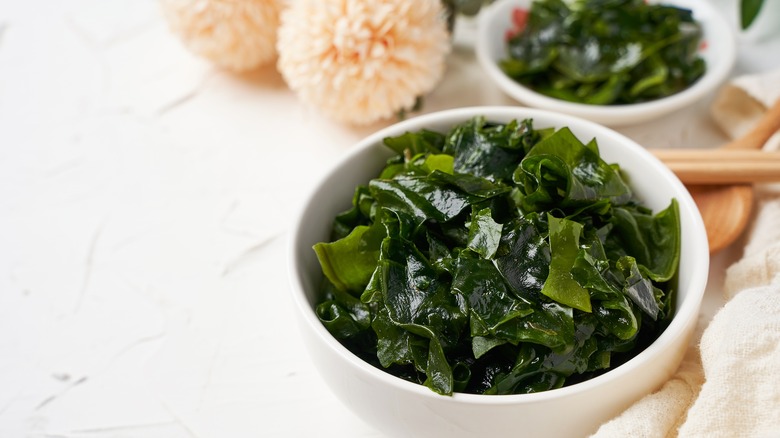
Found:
[500,0,706,105]
[313,117,680,395]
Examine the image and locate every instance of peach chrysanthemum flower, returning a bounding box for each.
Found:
[161,0,283,72]
[277,0,451,125]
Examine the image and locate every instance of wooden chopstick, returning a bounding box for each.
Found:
[650,149,780,184]
[652,149,780,162]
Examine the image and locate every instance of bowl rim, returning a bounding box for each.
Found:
[288,106,710,405]
[475,0,737,126]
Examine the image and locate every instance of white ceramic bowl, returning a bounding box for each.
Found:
[476,0,736,126]
[288,107,709,437]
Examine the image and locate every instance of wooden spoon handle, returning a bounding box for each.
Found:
[724,98,780,150]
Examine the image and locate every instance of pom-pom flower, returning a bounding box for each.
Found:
[161,0,283,72]
[277,0,451,125]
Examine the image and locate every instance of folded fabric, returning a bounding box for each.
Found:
[590,349,704,438]
[725,197,780,297]
[676,274,780,437]
[711,69,780,150]
[591,70,780,437]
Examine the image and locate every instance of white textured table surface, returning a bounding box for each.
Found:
[1,1,779,437]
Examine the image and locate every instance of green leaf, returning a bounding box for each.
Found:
[452,361,472,392]
[316,301,364,339]
[368,171,508,230]
[380,236,468,349]
[424,338,454,395]
[472,336,508,359]
[444,117,537,182]
[369,177,469,227]
[618,256,661,321]
[466,208,503,259]
[313,224,383,294]
[741,0,765,29]
[332,186,374,239]
[494,215,550,301]
[373,308,435,379]
[516,127,632,211]
[494,301,574,352]
[608,200,680,282]
[592,297,638,340]
[374,308,424,368]
[501,0,706,105]
[542,215,592,312]
[570,234,619,301]
[383,130,444,156]
[628,54,668,98]
[451,250,534,337]
[422,154,454,175]
[487,344,565,394]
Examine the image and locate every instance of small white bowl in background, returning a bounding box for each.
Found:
[288,107,709,437]
[476,0,736,127]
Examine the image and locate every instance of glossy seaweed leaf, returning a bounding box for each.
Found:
[377,235,469,394]
[368,170,509,232]
[607,200,680,282]
[451,250,534,339]
[466,208,503,259]
[443,117,539,182]
[313,116,680,396]
[501,0,566,77]
[542,215,592,312]
[313,221,385,295]
[379,236,468,348]
[493,301,575,353]
[515,127,632,212]
[501,0,706,105]
[592,296,639,341]
[316,300,366,340]
[332,186,374,240]
[373,307,429,371]
[494,214,550,302]
[384,129,445,156]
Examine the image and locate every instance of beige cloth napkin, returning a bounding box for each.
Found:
[591,72,780,438]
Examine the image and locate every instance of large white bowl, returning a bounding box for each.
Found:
[288,107,709,437]
[476,0,736,126]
